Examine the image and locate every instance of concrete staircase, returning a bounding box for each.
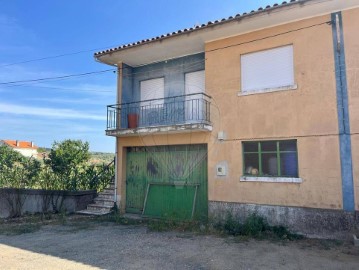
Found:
[77,183,115,216]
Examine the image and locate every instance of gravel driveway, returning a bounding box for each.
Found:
[0,217,358,270]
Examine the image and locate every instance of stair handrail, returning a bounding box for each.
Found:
[90,157,115,191]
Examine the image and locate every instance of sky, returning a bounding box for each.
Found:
[0,0,278,152]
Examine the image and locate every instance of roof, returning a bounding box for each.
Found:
[1,140,38,149]
[94,0,302,57]
[94,0,359,66]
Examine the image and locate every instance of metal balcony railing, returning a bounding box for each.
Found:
[107,93,211,130]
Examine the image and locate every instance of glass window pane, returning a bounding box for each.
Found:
[280,153,298,177]
[280,140,297,152]
[244,153,259,175]
[261,141,277,152]
[262,153,278,176]
[243,142,258,152]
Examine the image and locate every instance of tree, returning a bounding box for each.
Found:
[45,140,90,190]
[46,140,90,173]
[0,145,24,170]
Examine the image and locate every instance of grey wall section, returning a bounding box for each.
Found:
[122,53,205,103]
[0,188,96,218]
[209,201,359,238]
[122,64,133,104]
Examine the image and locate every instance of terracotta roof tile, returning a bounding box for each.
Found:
[2,140,38,149]
[94,0,304,57]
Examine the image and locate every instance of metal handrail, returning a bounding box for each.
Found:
[106,92,211,130]
[107,92,212,108]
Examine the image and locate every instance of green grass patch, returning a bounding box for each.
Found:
[0,223,41,235]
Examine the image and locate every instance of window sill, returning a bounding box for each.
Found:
[238,84,297,96]
[240,176,302,183]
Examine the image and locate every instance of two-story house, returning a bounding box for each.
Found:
[94,0,359,234]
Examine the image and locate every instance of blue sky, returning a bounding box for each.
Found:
[0,0,277,152]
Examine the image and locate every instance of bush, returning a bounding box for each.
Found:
[0,140,114,192]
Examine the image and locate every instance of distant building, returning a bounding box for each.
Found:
[0,140,38,158]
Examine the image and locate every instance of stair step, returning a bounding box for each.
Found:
[97,194,114,200]
[101,188,115,194]
[87,204,113,212]
[94,198,114,206]
[77,209,112,216]
[108,184,115,189]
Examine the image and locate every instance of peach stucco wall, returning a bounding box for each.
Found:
[115,10,359,211]
[203,14,343,210]
[343,8,359,210]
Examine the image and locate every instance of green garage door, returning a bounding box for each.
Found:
[126,144,208,220]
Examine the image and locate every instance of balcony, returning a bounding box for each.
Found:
[106,93,212,136]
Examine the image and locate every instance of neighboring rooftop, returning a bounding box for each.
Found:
[1,140,38,149]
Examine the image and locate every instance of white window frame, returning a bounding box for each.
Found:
[185,70,205,123]
[239,45,296,96]
[140,77,165,108]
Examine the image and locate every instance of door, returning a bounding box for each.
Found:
[125,144,208,220]
[185,70,205,122]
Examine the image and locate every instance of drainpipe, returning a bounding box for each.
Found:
[114,141,118,206]
[114,64,122,208]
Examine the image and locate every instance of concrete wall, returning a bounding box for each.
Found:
[13,148,38,158]
[343,8,359,211]
[0,188,96,218]
[122,53,205,103]
[209,201,359,237]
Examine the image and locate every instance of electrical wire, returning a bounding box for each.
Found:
[0,69,116,86]
[0,20,331,90]
[205,21,332,54]
[0,59,206,89]
[0,43,126,68]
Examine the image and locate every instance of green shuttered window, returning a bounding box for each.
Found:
[242,140,298,177]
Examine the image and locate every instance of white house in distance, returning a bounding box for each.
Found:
[0,140,39,158]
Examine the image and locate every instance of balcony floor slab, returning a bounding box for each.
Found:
[106,123,212,137]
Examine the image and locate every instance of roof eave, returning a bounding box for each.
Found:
[94,0,359,67]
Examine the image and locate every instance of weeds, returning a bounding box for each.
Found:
[217,213,304,240]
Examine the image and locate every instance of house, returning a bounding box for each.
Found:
[94,0,359,234]
[0,140,39,158]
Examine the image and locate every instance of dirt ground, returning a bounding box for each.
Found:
[0,216,358,270]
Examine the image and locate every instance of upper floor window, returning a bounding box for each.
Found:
[140,77,164,107]
[240,45,295,94]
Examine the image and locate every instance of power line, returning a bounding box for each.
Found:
[0,59,205,89]
[0,44,124,68]
[0,21,330,88]
[0,84,113,93]
[205,20,332,53]
[0,69,116,86]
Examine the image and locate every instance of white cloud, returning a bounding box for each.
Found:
[0,102,105,120]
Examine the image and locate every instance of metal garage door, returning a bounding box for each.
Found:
[125,144,208,220]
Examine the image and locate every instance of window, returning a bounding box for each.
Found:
[242,140,298,178]
[240,45,295,94]
[140,77,164,107]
